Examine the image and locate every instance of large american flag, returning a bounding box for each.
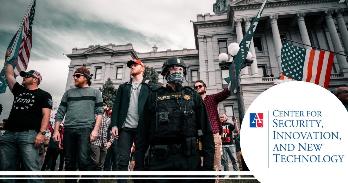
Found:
[281,41,334,88]
[0,0,36,93]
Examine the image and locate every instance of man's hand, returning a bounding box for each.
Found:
[53,131,61,142]
[90,129,99,142]
[111,126,119,139]
[106,141,112,149]
[129,160,135,171]
[34,133,45,148]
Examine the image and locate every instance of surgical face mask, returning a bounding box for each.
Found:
[166,72,185,84]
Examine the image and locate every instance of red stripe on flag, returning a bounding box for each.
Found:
[306,49,315,82]
[26,36,32,53]
[13,10,31,74]
[18,53,28,69]
[314,50,325,84]
[323,52,334,88]
[23,40,30,60]
[15,64,22,75]
[18,49,27,69]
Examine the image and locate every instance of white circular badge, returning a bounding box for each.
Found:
[241,81,348,183]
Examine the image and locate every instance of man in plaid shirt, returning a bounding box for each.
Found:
[194,80,230,172]
[91,106,114,171]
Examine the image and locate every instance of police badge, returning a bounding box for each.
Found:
[183,95,191,100]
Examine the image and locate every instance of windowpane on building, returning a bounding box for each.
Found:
[191,70,198,82]
[95,66,102,80]
[218,40,227,54]
[280,34,287,40]
[116,66,123,80]
[224,105,234,119]
[254,37,263,52]
[224,105,240,131]
[258,65,267,77]
[221,69,229,85]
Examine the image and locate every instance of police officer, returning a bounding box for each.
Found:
[134,57,214,182]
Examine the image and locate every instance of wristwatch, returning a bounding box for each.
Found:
[40,131,46,135]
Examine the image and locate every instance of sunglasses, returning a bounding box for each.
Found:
[73,74,84,79]
[24,75,37,80]
[24,75,33,78]
[194,85,203,89]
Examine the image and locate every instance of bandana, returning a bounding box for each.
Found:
[166,72,185,84]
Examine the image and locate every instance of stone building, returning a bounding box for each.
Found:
[65,0,348,123]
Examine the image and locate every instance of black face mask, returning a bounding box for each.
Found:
[166,72,185,84]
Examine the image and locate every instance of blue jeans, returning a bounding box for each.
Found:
[63,128,95,171]
[221,145,239,171]
[0,130,43,183]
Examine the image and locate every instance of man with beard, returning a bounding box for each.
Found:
[1,65,52,183]
[53,66,103,181]
[194,80,230,172]
[110,59,151,181]
[135,57,214,183]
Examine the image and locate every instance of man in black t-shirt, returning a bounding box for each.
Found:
[220,114,239,171]
[0,64,52,181]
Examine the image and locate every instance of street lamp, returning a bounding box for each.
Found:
[218,42,253,123]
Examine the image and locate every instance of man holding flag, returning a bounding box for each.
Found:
[0,65,52,176]
[0,1,50,181]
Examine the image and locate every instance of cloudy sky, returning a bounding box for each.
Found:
[0,0,216,119]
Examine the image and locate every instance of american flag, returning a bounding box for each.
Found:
[281,41,334,88]
[0,0,36,93]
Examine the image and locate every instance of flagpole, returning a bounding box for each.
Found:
[281,38,348,57]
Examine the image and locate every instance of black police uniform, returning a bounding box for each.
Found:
[134,84,215,182]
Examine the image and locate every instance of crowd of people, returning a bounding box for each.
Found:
[1,57,347,183]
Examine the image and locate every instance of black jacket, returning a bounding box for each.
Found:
[110,80,151,129]
[135,85,214,171]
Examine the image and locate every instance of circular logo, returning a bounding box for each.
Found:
[241,81,348,183]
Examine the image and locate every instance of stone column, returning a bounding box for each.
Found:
[65,65,75,90]
[245,17,259,76]
[235,18,249,76]
[297,13,311,47]
[198,35,208,82]
[206,36,216,86]
[325,10,348,73]
[235,18,243,43]
[336,9,348,54]
[270,14,283,71]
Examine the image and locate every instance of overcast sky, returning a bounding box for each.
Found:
[0,0,216,119]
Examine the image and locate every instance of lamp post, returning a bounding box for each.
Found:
[218,42,253,123]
